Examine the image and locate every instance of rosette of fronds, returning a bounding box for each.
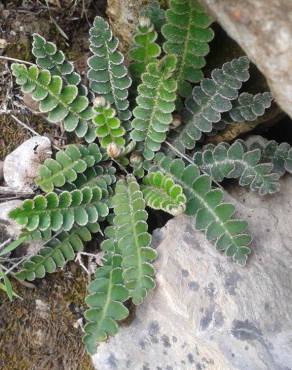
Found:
[171,56,250,152]
[130,55,177,160]
[11,64,96,142]
[35,143,102,193]
[147,152,252,265]
[9,187,109,233]
[87,16,132,122]
[193,140,280,195]
[141,171,186,215]
[129,16,161,85]
[162,0,214,98]
[16,223,100,281]
[32,33,87,96]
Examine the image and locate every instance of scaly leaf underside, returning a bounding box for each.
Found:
[141,171,186,215]
[146,152,252,265]
[193,140,280,195]
[87,16,132,123]
[11,64,96,142]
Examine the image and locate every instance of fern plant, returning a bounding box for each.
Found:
[7,0,288,356]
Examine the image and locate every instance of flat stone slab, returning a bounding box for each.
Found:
[92,176,292,370]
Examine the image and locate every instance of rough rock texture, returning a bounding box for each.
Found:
[0,161,3,183]
[3,136,52,192]
[106,0,149,51]
[199,0,292,118]
[92,176,292,370]
[0,200,22,242]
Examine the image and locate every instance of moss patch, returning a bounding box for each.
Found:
[0,265,94,370]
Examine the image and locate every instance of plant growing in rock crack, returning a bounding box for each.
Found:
[6,0,291,355]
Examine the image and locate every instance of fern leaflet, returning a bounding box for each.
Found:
[162,0,214,98]
[88,16,132,122]
[130,54,177,160]
[141,171,186,215]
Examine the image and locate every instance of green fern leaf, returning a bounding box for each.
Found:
[92,97,126,149]
[193,140,280,195]
[141,171,186,215]
[229,92,273,122]
[32,33,88,96]
[9,186,109,233]
[140,1,166,32]
[162,0,214,98]
[129,17,161,84]
[249,139,292,176]
[16,223,100,281]
[35,143,102,192]
[130,54,177,160]
[11,63,96,142]
[171,56,250,152]
[112,175,157,304]
[87,16,132,122]
[83,255,129,354]
[147,152,252,265]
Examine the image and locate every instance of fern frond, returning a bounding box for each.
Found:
[130,54,177,160]
[162,0,214,98]
[9,186,109,233]
[87,16,132,122]
[83,226,129,355]
[147,152,252,265]
[140,1,166,32]
[92,97,126,149]
[141,171,186,215]
[249,139,292,176]
[171,57,250,152]
[35,143,102,193]
[112,175,157,304]
[129,17,161,85]
[229,92,273,122]
[11,64,96,142]
[193,140,280,195]
[32,33,88,96]
[16,223,100,281]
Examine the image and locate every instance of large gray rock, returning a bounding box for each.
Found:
[92,176,292,370]
[199,0,292,119]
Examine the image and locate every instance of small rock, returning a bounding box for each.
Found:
[92,176,292,370]
[3,136,52,192]
[0,200,23,242]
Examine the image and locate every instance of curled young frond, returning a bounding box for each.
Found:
[147,152,252,265]
[92,97,126,149]
[11,64,96,142]
[171,56,250,152]
[9,186,109,233]
[112,175,157,304]
[141,171,186,215]
[16,223,100,281]
[162,0,214,98]
[35,143,102,193]
[130,54,177,160]
[32,33,88,96]
[88,16,132,123]
[229,92,273,122]
[129,17,161,84]
[193,140,280,195]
